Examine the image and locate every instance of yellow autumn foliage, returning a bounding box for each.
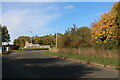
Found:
[91,2,120,49]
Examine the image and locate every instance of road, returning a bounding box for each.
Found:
[2,50,118,79]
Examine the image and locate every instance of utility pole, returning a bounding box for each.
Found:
[29,30,32,43]
[56,21,58,48]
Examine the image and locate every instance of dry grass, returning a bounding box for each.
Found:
[49,48,118,59]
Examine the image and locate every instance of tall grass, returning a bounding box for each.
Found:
[48,48,118,67]
[49,48,118,59]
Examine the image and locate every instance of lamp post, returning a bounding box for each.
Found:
[56,22,58,48]
[55,7,58,48]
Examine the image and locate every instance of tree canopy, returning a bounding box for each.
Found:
[13,33,63,48]
[14,36,30,47]
[58,24,91,48]
[91,2,120,49]
[0,25,10,43]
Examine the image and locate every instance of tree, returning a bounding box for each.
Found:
[74,27,92,48]
[58,24,91,48]
[1,25,10,42]
[58,34,71,48]
[110,1,120,26]
[14,36,30,48]
[58,24,77,48]
[16,34,57,47]
[34,36,43,45]
[91,2,120,49]
[0,25,10,52]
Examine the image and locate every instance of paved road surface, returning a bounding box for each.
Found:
[2,50,118,79]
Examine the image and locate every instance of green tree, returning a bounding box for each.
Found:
[58,24,91,48]
[58,24,77,48]
[1,25,10,42]
[74,27,91,48]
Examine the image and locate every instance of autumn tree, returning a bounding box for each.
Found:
[32,36,43,45]
[14,36,30,48]
[91,2,120,49]
[30,34,62,47]
[41,33,62,46]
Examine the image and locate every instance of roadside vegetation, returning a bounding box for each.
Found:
[44,51,118,67]
[45,2,119,68]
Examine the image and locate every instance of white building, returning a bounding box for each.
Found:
[25,41,50,49]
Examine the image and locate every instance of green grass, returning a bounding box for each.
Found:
[44,51,118,67]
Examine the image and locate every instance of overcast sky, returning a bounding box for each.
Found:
[1,2,115,43]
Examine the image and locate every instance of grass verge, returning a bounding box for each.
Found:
[44,51,118,68]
